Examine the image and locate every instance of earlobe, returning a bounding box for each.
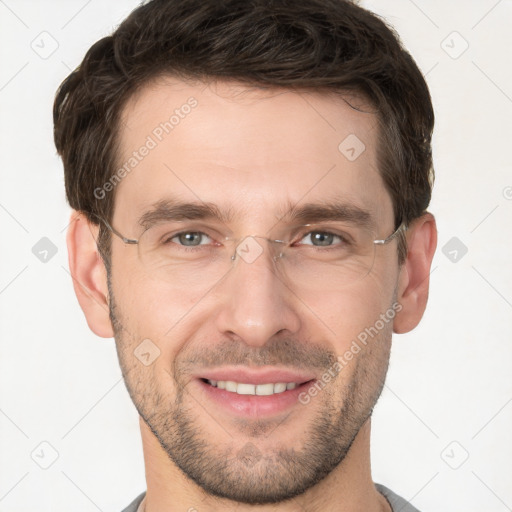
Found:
[66,211,114,338]
[393,213,437,334]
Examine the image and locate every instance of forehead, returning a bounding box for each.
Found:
[114,77,392,229]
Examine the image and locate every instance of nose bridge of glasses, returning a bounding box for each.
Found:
[229,235,286,264]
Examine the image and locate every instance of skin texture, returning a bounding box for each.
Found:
[67,77,437,511]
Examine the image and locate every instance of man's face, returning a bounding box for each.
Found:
[108,78,400,504]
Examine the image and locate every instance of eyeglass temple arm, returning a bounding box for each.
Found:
[91,213,139,245]
[373,222,406,245]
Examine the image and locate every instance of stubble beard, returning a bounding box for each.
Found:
[107,276,392,505]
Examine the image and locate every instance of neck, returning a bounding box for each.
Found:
[140,416,391,512]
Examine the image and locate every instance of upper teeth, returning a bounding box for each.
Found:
[207,380,298,395]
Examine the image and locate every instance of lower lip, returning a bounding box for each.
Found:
[195,379,316,418]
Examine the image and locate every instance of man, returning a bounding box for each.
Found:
[53,0,437,510]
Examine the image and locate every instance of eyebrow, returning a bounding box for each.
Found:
[137,197,375,231]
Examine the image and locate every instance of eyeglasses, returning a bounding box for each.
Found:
[97,216,405,292]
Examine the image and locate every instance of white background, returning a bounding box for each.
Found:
[0,1,511,511]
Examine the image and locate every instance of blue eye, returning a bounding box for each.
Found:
[169,232,212,247]
[299,231,344,247]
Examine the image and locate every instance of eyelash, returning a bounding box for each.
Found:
[164,229,351,250]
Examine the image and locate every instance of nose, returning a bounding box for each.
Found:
[213,236,301,347]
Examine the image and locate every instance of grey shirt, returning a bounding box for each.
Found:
[121,484,420,511]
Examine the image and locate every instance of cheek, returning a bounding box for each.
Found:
[112,267,194,326]
[110,268,208,370]
[315,276,395,353]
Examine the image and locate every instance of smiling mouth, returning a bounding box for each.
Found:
[200,378,314,396]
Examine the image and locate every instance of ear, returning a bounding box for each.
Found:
[393,212,437,334]
[66,211,114,338]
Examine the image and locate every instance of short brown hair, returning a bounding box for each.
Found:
[53,0,434,265]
